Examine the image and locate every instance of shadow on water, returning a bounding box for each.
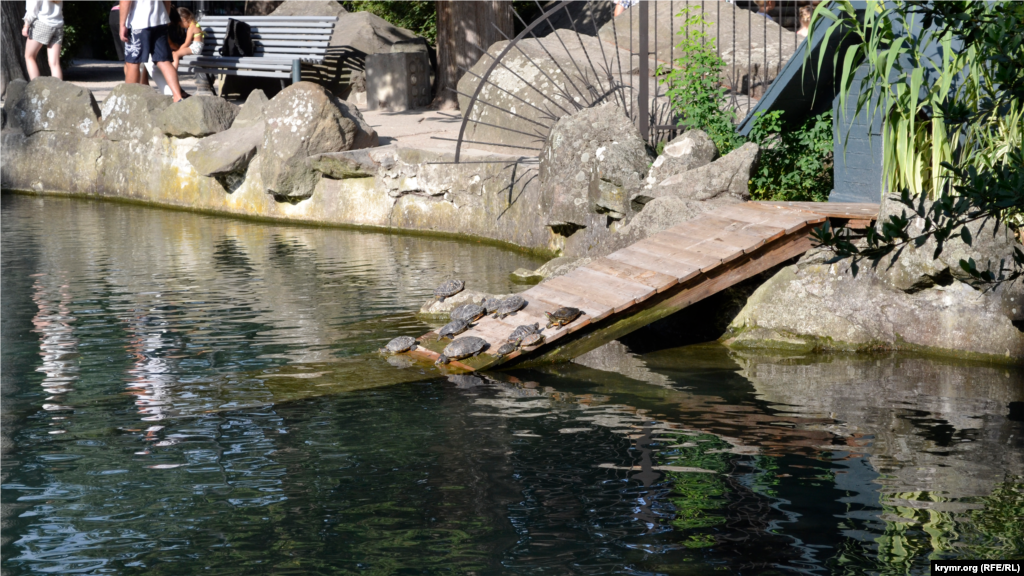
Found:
[3,194,1024,574]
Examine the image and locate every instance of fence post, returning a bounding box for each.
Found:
[638,0,649,143]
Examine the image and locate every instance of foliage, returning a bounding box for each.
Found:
[60,2,117,64]
[660,7,743,156]
[748,110,835,202]
[808,0,1024,284]
[340,1,437,46]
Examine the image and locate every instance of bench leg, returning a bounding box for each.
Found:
[280,78,288,92]
[291,59,301,85]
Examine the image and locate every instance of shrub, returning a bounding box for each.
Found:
[748,109,834,202]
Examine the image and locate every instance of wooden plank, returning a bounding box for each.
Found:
[569,267,657,303]
[605,249,699,283]
[663,223,764,253]
[188,67,291,78]
[675,214,786,245]
[587,257,678,292]
[526,283,613,322]
[199,16,338,23]
[628,240,721,273]
[542,274,635,312]
[645,232,740,263]
[200,27,335,36]
[715,203,821,233]
[756,201,880,220]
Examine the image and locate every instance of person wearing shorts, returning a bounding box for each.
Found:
[22,0,64,80]
[119,0,185,102]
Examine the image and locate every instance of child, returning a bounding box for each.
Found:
[168,6,202,70]
[796,5,813,38]
[22,0,64,80]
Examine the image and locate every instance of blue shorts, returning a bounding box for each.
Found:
[124,25,171,64]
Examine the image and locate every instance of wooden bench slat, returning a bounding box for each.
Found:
[188,67,292,79]
[199,16,338,22]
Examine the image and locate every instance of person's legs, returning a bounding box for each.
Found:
[47,43,62,80]
[148,25,184,101]
[24,38,43,79]
[124,27,146,84]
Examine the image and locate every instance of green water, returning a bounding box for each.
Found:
[2,194,1022,575]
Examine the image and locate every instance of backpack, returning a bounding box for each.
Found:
[223,18,253,57]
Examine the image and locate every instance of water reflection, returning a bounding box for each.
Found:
[2,194,1022,574]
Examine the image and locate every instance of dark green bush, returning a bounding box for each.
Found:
[747,110,834,202]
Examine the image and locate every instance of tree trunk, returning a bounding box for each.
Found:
[432,0,513,110]
[2,1,28,97]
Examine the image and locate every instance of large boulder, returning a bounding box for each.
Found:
[231,89,268,130]
[645,129,718,187]
[186,121,264,179]
[269,2,431,99]
[100,83,172,142]
[539,103,652,225]
[619,142,759,240]
[259,82,379,199]
[457,29,669,152]
[600,2,798,95]
[4,77,102,137]
[723,247,1024,362]
[156,95,239,138]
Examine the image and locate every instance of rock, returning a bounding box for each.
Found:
[310,149,381,179]
[417,289,512,321]
[645,130,718,188]
[5,77,102,137]
[231,89,268,130]
[511,256,592,284]
[156,95,239,137]
[186,121,264,178]
[271,2,431,99]
[618,195,740,240]
[723,247,1024,362]
[600,2,798,95]
[539,103,652,226]
[100,83,173,142]
[259,82,379,199]
[633,141,759,209]
[457,29,668,152]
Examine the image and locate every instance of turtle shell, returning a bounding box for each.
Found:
[384,336,417,353]
[450,303,486,323]
[442,336,488,360]
[482,296,503,315]
[545,306,582,327]
[434,279,465,302]
[507,323,540,344]
[493,295,527,318]
[521,333,544,347]
[496,342,518,356]
[438,319,470,340]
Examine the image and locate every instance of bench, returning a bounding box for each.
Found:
[181,16,337,91]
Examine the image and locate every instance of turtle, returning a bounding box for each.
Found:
[495,342,519,356]
[482,296,503,315]
[435,336,489,365]
[507,323,540,344]
[438,319,472,340]
[450,303,486,323]
[545,306,582,328]
[520,333,545,348]
[380,336,417,354]
[492,295,527,319]
[434,279,465,302]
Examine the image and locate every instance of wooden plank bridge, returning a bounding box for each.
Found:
[409,201,879,371]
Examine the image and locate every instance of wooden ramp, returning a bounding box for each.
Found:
[410,201,879,371]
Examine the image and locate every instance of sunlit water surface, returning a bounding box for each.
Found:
[2,194,1022,575]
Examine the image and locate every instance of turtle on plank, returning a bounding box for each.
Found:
[434,279,465,302]
[450,303,486,323]
[436,336,489,365]
[438,319,472,340]
[545,306,582,328]
[495,342,518,356]
[483,296,503,315]
[520,333,544,348]
[380,336,417,354]
[492,295,527,319]
[507,323,540,344]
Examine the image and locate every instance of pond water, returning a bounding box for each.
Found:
[2,193,1022,575]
